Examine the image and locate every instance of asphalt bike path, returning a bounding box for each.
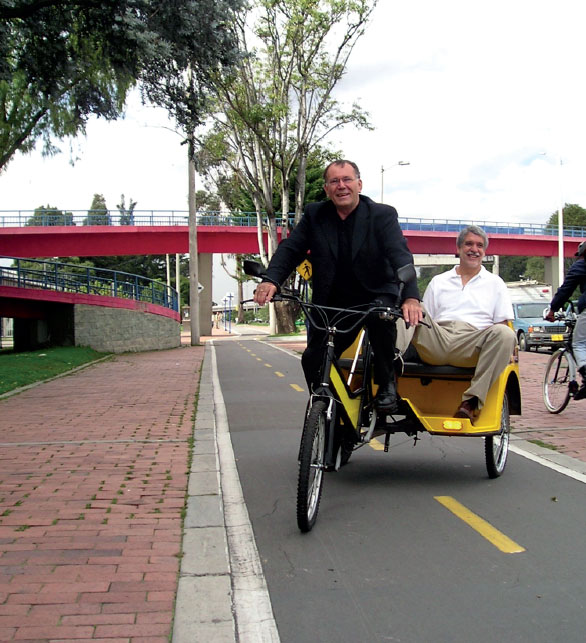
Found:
[215,337,586,643]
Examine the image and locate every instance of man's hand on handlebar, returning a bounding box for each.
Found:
[544,306,555,322]
[402,297,424,327]
[254,282,277,305]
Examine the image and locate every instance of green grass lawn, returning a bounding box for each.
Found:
[0,346,109,395]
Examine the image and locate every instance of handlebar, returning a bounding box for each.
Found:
[544,302,576,327]
[244,289,428,334]
[270,291,410,335]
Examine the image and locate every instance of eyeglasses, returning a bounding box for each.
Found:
[326,177,358,186]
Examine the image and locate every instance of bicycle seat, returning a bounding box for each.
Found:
[338,351,475,381]
[400,345,475,379]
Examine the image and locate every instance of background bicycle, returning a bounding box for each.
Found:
[543,303,579,413]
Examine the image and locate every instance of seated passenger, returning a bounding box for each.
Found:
[409,225,516,424]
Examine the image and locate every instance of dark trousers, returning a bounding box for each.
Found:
[301,295,398,391]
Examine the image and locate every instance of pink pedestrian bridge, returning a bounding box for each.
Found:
[0,213,583,258]
[1,211,584,348]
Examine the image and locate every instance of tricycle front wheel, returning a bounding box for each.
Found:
[484,393,510,478]
[297,400,328,532]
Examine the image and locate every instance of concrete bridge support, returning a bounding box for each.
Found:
[198,253,213,336]
[544,257,561,293]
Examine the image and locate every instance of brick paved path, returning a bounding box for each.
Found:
[511,350,586,461]
[0,346,204,642]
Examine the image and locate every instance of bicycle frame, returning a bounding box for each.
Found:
[543,303,580,413]
[303,302,387,468]
[553,304,578,377]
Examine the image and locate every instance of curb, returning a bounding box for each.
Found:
[509,435,586,481]
[173,342,279,642]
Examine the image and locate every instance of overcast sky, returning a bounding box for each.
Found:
[1,0,585,228]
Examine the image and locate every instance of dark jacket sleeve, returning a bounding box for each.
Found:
[263,208,312,286]
[550,258,586,314]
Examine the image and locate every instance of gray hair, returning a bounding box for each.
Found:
[457,225,489,250]
[323,160,361,182]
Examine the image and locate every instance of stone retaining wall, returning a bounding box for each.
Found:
[74,304,180,353]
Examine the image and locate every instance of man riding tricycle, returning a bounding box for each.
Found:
[248,159,520,531]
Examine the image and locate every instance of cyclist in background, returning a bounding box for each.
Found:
[545,240,586,400]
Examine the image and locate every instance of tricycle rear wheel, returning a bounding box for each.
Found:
[485,393,510,478]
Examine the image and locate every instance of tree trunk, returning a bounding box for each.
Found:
[295,151,308,224]
[280,176,290,240]
[187,134,200,345]
[274,301,296,334]
[237,278,245,323]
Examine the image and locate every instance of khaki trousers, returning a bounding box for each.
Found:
[399,318,516,409]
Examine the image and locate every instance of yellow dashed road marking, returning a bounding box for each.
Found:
[369,438,385,451]
[275,372,285,377]
[264,363,272,368]
[434,496,526,554]
[290,384,304,392]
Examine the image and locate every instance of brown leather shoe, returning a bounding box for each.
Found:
[454,397,479,424]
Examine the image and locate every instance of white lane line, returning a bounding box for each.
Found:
[509,443,586,484]
[210,343,280,642]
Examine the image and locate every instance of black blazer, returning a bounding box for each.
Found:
[265,195,420,304]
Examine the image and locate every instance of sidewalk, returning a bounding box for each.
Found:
[0,343,206,641]
[510,350,586,461]
[0,333,584,641]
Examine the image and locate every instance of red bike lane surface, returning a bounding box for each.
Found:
[0,345,204,642]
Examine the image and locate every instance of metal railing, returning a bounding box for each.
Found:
[1,209,586,238]
[0,257,178,312]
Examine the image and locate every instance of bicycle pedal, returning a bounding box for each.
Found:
[569,380,579,395]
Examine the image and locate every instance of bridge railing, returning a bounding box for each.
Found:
[1,209,586,238]
[0,257,178,312]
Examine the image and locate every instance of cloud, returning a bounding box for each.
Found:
[328,0,586,225]
[2,0,586,230]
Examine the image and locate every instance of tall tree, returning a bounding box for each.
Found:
[548,203,586,229]
[539,203,586,278]
[84,194,110,226]
[26,205,74,226]
[196,0,375,256]
[118,195,137,226]
[497,256,530,283]
[0,0,244,172]
[84,254,167,282]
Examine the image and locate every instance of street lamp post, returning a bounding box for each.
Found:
[226,292,234,333]
[380,161,410,203]
[557,157,565,284]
